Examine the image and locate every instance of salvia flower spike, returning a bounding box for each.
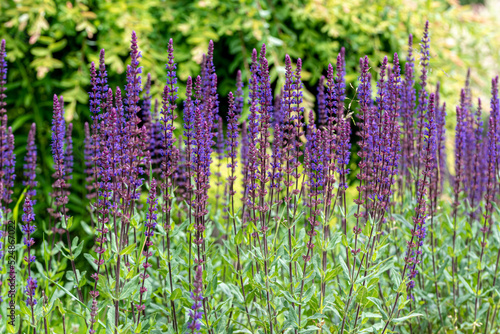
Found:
[23,123,37,204]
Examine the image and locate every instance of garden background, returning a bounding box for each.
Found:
[2,0,500,221]
[2,0,500,333]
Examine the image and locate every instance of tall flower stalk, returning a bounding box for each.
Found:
[187,264,203,333]
[451,88,466,306]
[0,40,15,233]
[51,95,83,303]
[482,76,500,334]
[21,197,37,332]
[136,179,159,325]
[23,123,37,203]
[298,113,325,328]
[183,76,195,284]
[382,93,436,334]
[225,91,253,329]
[160,38,179,331]
[414,21,430,188]
[428,83,445,324]
[401,34,416,190]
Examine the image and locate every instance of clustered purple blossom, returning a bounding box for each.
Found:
[333,52,350,191]
[363,54,401,217]
[51,95,68,211]
[235,70,244,115]
[256,46,273,225]
[281,54,304,208]
[316,75,327,126]
[470,77,500,329]
[64,123,74,182]
[23,123,37,203]
[226,92,239,177]
[0,40,16,219]
[304,115,325,254]
[240,121,248,180]
[0,39,14,310]
[161,38,178,171]
[353,56,372,225]
[2,126,15,211]
[481,76,499,234]
[83,122,95,200]
[182,76,195,198]
[187,264,203,334]
[434,82,447,196]
[415,21,430,176]
[405,92,436,298]
[400,34,416,177]
[21,197,37,307]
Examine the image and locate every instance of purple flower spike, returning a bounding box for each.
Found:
[401,34,416,176]
[216,116,224,159]
[317,75,327,126]
[454,89,467,203]
[235,70,244,116]
[354,56,372,216]
[166,38,178,105]
[65,123,74,182]
[404,92,436,300]
[183,76,195,185]
[187,264,204,334]
[334,52,350,191]
[21,196,37,308]
[89,61,101,124]
[0,40,7,118]
[83,122,95,200]
[125,31,143,122]
[24,276,37,307]
[0,41,15,218]
[259,44,273,118]
[0,39,7,141]
[202,40,218,125]
[415,22,430,175]
[226,92,239,172]
[98,49,108,110]
[51,95,66,194]
[23,123,37,204]
[143,72,152,122]
[3,127,15,210]
[240,121,248,181]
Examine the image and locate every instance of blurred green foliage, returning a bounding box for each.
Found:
[0,0,499,219]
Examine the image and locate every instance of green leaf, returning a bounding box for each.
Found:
[170,288,182,301]
[84,253,98,271]
[458,275,475,295]
[106,305,116,334]
[120,243,136,256]
[356,285,368,305]
[66,216,74,230]
[361,312,382,320]
[393,313,424,323]
[325,265,342,281]
[13,188,27,223]
[120,277,139,300]
[282,291,300,305]
[44,275,89,310]
[73,238,84,258]
[235,229,243,245]
[363,219,372,237]
[339,256,350,280]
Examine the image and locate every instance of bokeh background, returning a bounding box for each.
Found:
[1,0,500,222]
